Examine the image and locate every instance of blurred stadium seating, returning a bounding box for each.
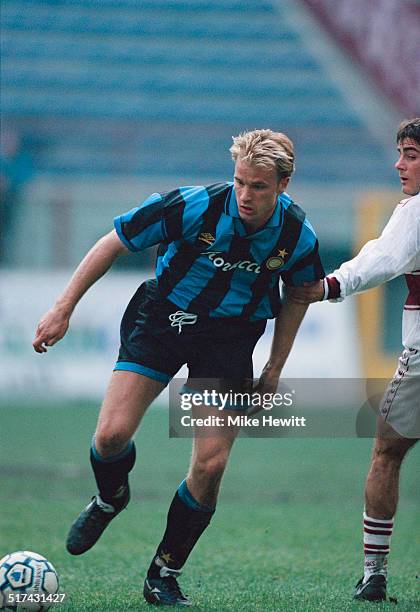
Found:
[2,0,396,183]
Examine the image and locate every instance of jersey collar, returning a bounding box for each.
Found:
[400,192,420,206]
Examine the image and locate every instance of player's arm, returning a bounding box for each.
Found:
[287,278,329,304]
[33,230,128,353]
[255,288,309,395]
[253,223,324,395]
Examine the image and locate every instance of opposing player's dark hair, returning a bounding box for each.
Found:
[397,117,420,145]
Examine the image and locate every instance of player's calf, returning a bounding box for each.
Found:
[90,438,136,503]
[144,480,215,605]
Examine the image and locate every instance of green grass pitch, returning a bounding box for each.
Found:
[1,403,418,611]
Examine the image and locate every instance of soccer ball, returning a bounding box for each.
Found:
[0,551,59,611]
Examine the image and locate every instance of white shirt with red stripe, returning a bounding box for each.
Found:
[329,193,420,350]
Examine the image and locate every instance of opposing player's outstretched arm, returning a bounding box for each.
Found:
[289,195,420,304]
[255,288,308,395]
[33,230,128,353]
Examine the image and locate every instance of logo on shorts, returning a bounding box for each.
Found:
[266,248,288,270]
[198,232,215,246]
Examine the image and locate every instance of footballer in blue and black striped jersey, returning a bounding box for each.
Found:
[114,182,323,321]
[35,129,326,606]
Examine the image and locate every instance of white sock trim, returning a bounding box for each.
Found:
[363,511,394,524]
[96,495,116,513]
[363,512,393,580]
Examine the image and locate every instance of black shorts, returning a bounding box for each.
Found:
[115,279,267,389]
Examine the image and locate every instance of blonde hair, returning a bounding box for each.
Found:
[230,129,295,179]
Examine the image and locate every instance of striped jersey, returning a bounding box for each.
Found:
[114,182,324,321]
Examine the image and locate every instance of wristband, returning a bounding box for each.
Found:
[326,276,342,300]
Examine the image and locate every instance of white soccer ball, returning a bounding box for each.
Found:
[0,551,59,611]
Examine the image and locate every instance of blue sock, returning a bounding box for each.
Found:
[148,480,215,576]
[91,438,134,463]
[177,478,215,513]
[90,438,136,506]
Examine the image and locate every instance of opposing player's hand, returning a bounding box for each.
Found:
[33,307,70,353]
[287,280,324,304]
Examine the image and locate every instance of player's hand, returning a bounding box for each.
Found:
[33,306,71,353]
[287,280,324,304]
[248,366,280,416]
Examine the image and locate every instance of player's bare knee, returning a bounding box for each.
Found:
[95,426,131,458]
[192,452,229,482]
[371,437,411,467]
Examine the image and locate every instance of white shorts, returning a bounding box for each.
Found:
[380,348,420,438]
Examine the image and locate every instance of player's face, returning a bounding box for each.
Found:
[234,159,289,231]
[395,138,420,196]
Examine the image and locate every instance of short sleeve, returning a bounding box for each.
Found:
[114,190,186,252]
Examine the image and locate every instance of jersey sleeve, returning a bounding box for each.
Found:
[113,189,188,252]
[332,196,420,299]
[281,221,325,286]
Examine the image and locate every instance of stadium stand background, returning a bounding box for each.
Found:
[301,0,420,118]
[2,0,402,264]
[1,0,418,388]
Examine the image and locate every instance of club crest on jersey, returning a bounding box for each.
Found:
[266,248,288,270]
[198,232,215,246]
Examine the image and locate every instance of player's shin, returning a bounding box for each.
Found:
[90,439,136,510]
[148,479,215,578]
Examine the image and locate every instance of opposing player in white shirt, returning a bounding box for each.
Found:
[290,118,420,602]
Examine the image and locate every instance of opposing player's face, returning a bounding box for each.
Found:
[395,138,420,196]
[234,159,289,231]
